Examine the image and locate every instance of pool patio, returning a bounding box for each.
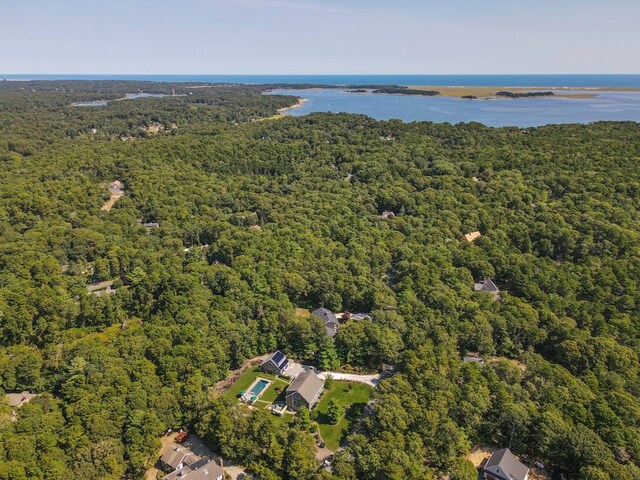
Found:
[241,377,272,404]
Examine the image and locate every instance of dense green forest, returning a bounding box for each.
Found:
[0,81,639,480]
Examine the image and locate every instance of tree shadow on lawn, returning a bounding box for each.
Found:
[317,401,367,423]
[272,388,288,404]
[317,399,368,446]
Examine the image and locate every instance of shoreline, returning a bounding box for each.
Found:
[277,97,308,112]
[404,85,640,99]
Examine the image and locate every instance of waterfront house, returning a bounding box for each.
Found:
[260,350,290,376]
[285,370,324,411]
[312,307,340,337]
[483,448,529,480]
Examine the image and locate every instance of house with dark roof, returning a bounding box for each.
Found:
[474,278,501,299]
[312,307,340,337]
[164,457,224,480]
[260,351,290,376]
[286,370,324,411]
[483,448,529,480]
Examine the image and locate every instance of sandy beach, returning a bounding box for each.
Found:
[405,85,640,99]
[277,97,307,112]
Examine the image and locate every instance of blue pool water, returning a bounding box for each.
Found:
[266,88,640,127]
[249,379,270,397]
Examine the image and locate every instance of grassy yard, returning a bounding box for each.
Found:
[223,367,290,402]
[315,381,372,451]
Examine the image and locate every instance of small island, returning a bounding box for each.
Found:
[372,87,440,96]
[461,95,477,99]
[496,91,555,98]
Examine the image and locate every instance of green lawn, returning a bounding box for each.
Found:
[224,367,290,403]
[315,381,372,450]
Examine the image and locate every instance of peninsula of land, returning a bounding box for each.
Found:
[405,85,640,99]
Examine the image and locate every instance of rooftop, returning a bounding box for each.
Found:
[286,370,324,404]
[485,448,529,480]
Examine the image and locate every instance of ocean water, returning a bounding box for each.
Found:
[266,89,640,127]
[2,73,640,88]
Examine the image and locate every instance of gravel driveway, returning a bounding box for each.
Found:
[317,371,380,387]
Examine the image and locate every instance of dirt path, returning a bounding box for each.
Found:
[465,447,493,468]
[100,193,124,211]
[211,353,270,396]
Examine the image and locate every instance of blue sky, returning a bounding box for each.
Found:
[1,0,639,74]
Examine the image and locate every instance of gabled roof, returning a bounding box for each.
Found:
[464,231,481,242]
[485,448,529,480]
[312,307,338,325]
[463,356,485,366]
[262,351,289,370]
[164,457,224,480]
[475,278,500,293]
[286,371,324,404]
[6,391,37,408]
[161,447,194,469]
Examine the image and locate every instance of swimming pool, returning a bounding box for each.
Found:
[249,378,270,397]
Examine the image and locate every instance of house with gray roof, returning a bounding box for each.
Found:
[483,448,529,480]
[286,370,324,411]
[463,355,486,366]
[312,307,340,337]
[164,457,224,480]
[474,278,501,299]
[260,350,290,376]
[6,391,37,408]
[160,446,200,472]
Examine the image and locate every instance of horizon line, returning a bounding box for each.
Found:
[3,73,640,76]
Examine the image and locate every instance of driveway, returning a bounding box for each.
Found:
[286,361,315,378]
[317,371,380,387]
[287,361,384,387]
[222,461,257,480]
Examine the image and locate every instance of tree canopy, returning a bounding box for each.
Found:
[0,80,638,479]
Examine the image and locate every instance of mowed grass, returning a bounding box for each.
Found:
[224,367,290,402]
[316,381,372,451]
